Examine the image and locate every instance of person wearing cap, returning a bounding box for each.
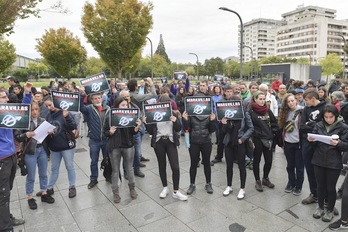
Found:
[295,88,305,107]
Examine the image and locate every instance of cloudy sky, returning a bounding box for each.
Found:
[6,0,348,64]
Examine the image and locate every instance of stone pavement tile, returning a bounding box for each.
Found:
[246,189,300,214]
[135,169,164,192]
[286,225,311,232]
[205,196,257,219]
[146,186,179,206]
[73,202,136,232]
[19,194,79,231]
[233,208,293,231]
[24,222,81,232]
[63,185,110,213]
[138,215,192,232]
[187,210,232,232]
[210,169,227,188]
[190,182,222,202]
[278,203,333,232]
[164,197,209,224]
[119,200,171,228]
[53,169,90,192]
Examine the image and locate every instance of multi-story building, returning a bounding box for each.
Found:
[13,54,38,69]
[241,18,284,62]
[276,5,348,75]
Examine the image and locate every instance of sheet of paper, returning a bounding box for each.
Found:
[307,133,333,145]
[33,121,56,143]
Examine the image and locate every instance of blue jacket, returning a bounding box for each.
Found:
[0,93,32,160]
[45,110,77,152]
[80,96,110,141]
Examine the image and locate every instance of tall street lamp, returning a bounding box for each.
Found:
[146,37,153,79]
[189,52,199,79]
[243,45,253,79]
[219,7,243,80]
[338,34,346,78]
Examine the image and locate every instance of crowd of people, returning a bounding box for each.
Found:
[1,75,348,231]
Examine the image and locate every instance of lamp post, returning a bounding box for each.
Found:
[219,7,243,80]
[189,52,199,79]
[338,34,346,78]
[243,45,253,79]
[146,37,153,79]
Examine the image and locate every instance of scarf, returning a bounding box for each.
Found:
[251,101,268,115]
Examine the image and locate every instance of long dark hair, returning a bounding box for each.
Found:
[322,104,339,123]
[278,94,295,128]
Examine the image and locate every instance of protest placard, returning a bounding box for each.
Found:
[184,96,212,116]
[80,72,110,95]
[110,108,139,128]
[0,103,31,129]
[144,102,172,123]
[215,100,244,120]
[51,91,80,112]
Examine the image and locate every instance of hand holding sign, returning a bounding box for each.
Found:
[24,82,33,94]
[170,115,177,122]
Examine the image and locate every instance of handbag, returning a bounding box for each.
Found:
[66,130,76,148]
[16,138,32,176]
[284,110,301,133]
[100,155,112,181]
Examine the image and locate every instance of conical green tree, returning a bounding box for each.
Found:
[155,34,171,64]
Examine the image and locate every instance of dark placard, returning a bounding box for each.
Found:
[144,102,172,124]
[184,96,212,116]
[215,100,244,120]
[0,103,31,129]
[110,108,139,128]
[173,71,187,80]
[80,72,110,95]
[51,91,80,112]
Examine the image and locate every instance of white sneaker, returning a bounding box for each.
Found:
[159,187,169,198]
[223,186,233,196]
[172,191,188,201]
[237,189,245,200]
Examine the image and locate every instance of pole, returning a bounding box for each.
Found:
[146,37,153,79]
[219,7,243,80]
[243,45,253,79]
[189,53,199,79]
[338,34,346,78]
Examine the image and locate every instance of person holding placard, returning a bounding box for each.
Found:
[14,102,55,210]
[183,80,216,195]
[144,95,188,201]
[0,82,32,231]
[221,95,254,200]
[44,98,77,198]
[104,96,141,203]
[249,90,279,192]
[308,105,348,222]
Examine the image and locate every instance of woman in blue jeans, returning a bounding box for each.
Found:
[14,102,55,209]
[44,98,77,198]
[278,94,304,196]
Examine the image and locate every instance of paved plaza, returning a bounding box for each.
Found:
[10,123,345,232]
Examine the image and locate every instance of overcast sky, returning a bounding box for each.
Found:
[6,0,348,64]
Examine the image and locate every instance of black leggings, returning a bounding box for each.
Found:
[225,144,246,188]
[189,142,212,184]
[313,165,340,211]
[253,138,273,181]
[341,171,348,220]
[154,138,180,190]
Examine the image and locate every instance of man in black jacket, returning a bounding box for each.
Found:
[300,89,326,204]
[183,80,216,195]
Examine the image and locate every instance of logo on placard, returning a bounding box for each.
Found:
[224,109,237,118]
[91,82,103,92]
[119,117,131,126]
[193,105,206,115]
[1,115,22,127]
[153,112,166,121]
[59,101,73,110]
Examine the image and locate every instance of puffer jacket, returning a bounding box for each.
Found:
[145,112,182,148]
[45,110,77,152]
[80,95,110,141]
[14,117,50,156]
[183,115,216,144]
[104,112,138,152]
[311,117,348,170]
